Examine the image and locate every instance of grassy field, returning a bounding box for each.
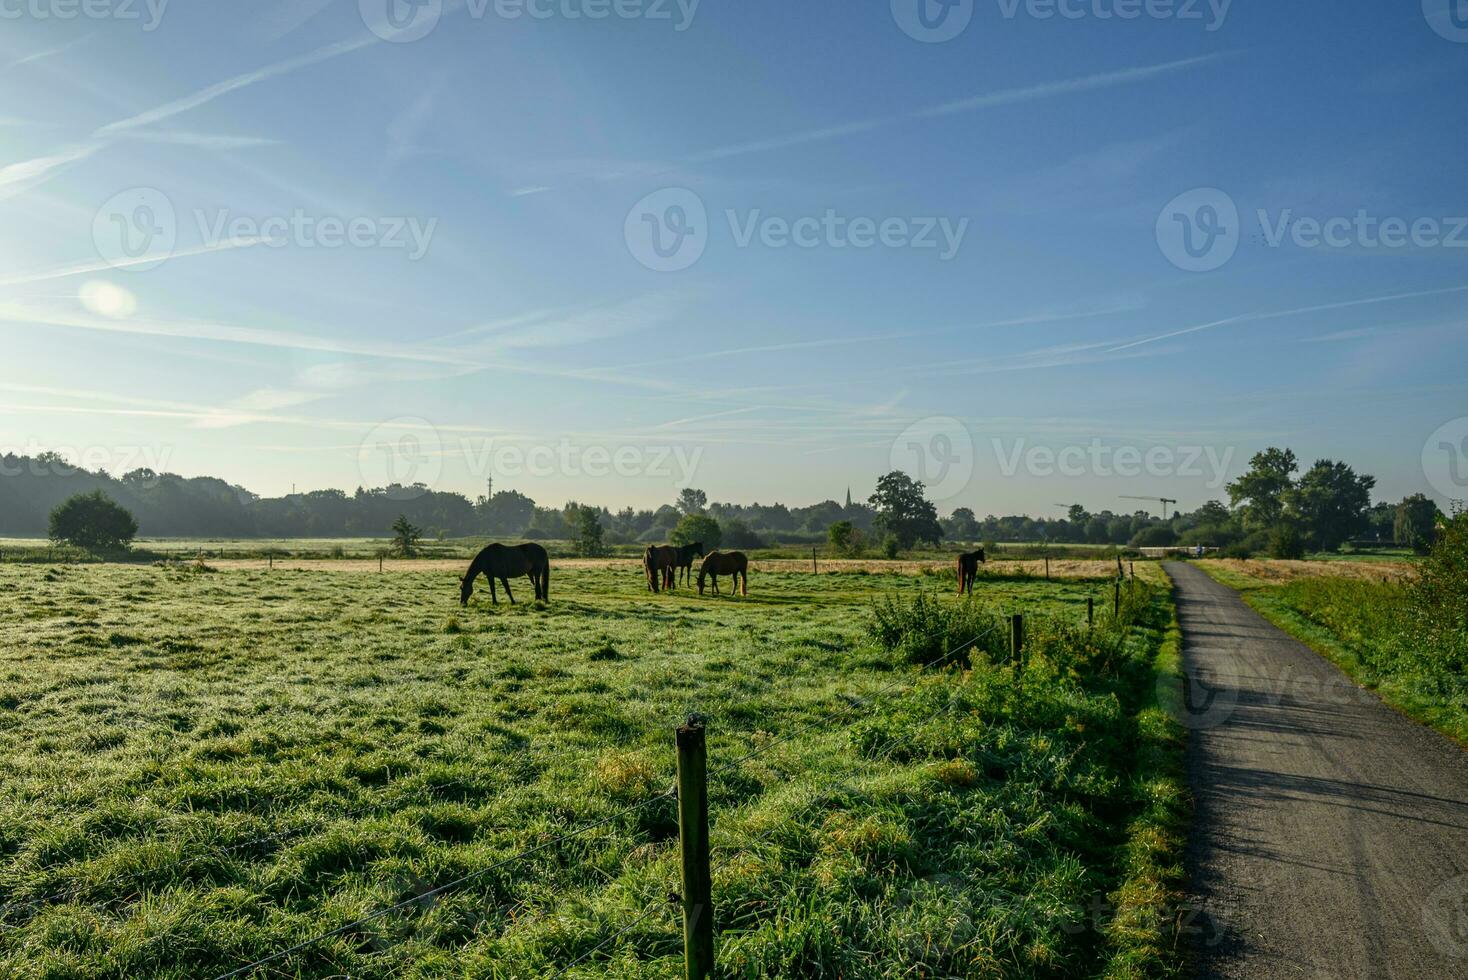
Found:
[0,559,1184,979]
[1198,558,1468,744]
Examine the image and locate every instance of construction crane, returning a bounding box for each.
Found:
[1120,495,1179,519]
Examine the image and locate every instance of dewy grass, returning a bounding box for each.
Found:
[0,562,1184,978]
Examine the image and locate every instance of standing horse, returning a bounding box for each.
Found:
[698,551,749,596]
[675,541,705,586]
[644,545,679,592]
[460,543,550,606]
[956,548,986,596]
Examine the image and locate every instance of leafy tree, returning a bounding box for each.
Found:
[720,518,763,549]
[48,491,137,553]
[1268,522,1305,559]
[391,514,423,556]
[1286,459,1376,552]
[881,533,901,560]
[1395,494,1443,554]
[1129,525,1177,548]
[676,488,707,516]
[1228,448,1298,530]
[574,507,607,557]
[1067,504,1089,524]
[828,520,864,557]
[869,471,942,551]
[944,507,979,541]
[1408,505,1467,670]
[671,513,721,550]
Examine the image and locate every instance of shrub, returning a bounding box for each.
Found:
[672,514,722,550]
[1268,522,1305,559]
[869,592,1007,666]
[881,534,901,560]
[720,518,764,549]
[48,491,137,554]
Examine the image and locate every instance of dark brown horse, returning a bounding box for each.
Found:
[461,543,549,606]
[698,551,748,596]
[674,541,705,586]
[956,548,986,595]
[644,545,678,592]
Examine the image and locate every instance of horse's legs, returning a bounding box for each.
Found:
[741,570,747,596]
[503,577,515,604]
[489,577,498,604]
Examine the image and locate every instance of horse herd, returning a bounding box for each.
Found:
[458,543,984,607]
[458,541,751,606]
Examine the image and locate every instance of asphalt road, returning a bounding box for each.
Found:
[1166,561,1468,979]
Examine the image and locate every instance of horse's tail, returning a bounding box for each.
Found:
[541,558,550,602]
[957,556,965,595]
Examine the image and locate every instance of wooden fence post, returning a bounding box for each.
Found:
[812,547,818,575]
[1044,556,1050,580]
[1129,561,1135,581]
[676,719,714,980]
[379,555,384,573]
[1113,579,1121,617]
[1010,613,1024,668]
[1087,596,1094,627]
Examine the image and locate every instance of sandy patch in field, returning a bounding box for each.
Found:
[1203,558,1417,585]
[206,556,1158,581]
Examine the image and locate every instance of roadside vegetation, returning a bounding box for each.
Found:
[1200,509,1468,741]
[0,561,1184,978]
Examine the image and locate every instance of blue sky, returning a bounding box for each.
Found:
[1,0,1466,514]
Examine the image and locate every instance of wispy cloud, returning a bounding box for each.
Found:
[2,34,94,71]
[1106,283,1468,353]
[0,238,274,287]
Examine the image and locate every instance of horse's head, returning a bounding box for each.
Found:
[693,541,706,557]
[459,574,474,607]
[977,548,986,564]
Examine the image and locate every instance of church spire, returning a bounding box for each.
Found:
[845,486,852,509]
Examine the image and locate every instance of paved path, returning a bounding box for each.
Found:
[1166,562,1468,979]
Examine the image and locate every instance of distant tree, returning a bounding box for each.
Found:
[1268,523,1306,560]
[881,533,901,560]
[720,518,763,549]
[944,506,979,541]
[828,520,864,557]
[1286,460,1375,552]
[1228,448,1299,530]
[676,488,708,516]
[671,513,721,550]
[869,471,942,551]
[1084,517,1110,544]
[48,491,137,554]
[1395,494,1443,554]
[1129,525,1177,548]
[574,507,608,557]
[1067,504,1089,524]
[391,514,423,556]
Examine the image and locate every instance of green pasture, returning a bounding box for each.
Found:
[0,561,1184,978]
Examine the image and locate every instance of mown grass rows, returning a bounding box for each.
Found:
[0,563,1180,978]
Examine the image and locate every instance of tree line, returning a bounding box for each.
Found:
[4,447,1448,558]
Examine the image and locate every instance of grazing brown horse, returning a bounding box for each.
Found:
[956,548,986,596]
[461,543,549,606]
[674,541,705,586]
[698,551,748,596]
[644,545,678,592]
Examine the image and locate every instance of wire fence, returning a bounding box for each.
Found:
[1,579,1148,977]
